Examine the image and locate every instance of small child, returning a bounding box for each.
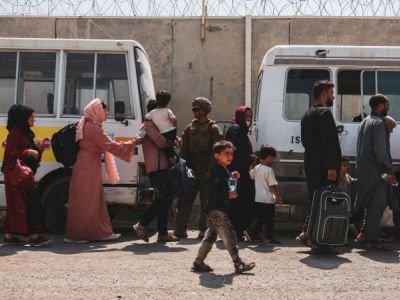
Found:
[338,157,356,195]
[244,145,283,245]
[384,115,397,134]
[192,140,255,274]
[145,90,177,159]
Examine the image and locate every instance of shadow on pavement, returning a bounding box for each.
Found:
[357,248,400,263]
[122,242,188,255]
[0,232,188,256]
[176,238,202,246]
[246,244,277,253]
[0,245,19,257]
[299,253,352,270]
[197,272,254,289]
[0,240,114,255]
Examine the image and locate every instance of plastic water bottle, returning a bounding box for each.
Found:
[228,176,237,192]
[138,127,147,138]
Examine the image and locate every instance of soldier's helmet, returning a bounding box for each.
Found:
[192,97,212,113]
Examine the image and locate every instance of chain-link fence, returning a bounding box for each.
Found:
[0,0,399,17]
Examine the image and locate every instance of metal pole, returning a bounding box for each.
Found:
[245,15,252,107]
[201,0,206,41]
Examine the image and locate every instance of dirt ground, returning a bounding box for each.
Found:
[0,230,400,300]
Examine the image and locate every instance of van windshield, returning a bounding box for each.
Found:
[134,47,155,118]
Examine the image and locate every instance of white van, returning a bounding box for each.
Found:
[0,38,155,232]
[253,45,400,221]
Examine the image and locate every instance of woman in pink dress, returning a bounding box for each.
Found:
[64,98,138,243]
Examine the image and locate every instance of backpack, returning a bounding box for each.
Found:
[51,123,79,167]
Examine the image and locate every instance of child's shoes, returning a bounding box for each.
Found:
[234,260,255,274]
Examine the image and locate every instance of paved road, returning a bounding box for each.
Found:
[1,230,400,299]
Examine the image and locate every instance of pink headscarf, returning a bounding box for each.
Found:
[76,98,120,185]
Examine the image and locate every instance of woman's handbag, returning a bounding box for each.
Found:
[9,159,35,188]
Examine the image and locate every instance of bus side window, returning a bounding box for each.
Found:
[284,69,330,121]
[64,53,94,116]
[64,53,132,118]
[17,52,57,115]
[96,54,132,118]
[0,52,17,114]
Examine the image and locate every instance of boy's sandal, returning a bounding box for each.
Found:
[191,261,213,273]
[234,261,256,274]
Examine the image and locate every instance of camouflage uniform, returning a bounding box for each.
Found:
[196,210,239,262]
[174,101,222,236]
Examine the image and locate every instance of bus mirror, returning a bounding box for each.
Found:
[114,101,126,121]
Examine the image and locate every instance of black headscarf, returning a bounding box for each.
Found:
[2,104,39,174]
[7,104,35,141]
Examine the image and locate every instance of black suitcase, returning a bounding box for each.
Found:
[307,184,351,246]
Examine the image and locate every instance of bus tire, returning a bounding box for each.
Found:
[40,173,118,234]
[40,176,70,234]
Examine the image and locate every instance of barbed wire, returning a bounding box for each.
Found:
[0,1,399,17]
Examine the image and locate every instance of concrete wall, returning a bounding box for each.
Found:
[1,16,400,131]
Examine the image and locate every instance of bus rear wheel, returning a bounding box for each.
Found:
[41,176,70,234]
[40,175,118,234]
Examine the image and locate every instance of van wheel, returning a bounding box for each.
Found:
[41,176,70,234]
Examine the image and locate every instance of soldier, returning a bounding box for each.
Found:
[174,97,222,239]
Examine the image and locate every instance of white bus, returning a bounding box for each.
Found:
[253,45,400,221]
[0,38,155,232]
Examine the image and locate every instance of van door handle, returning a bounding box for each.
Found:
[336,125,348,136]
[256,127,259,142]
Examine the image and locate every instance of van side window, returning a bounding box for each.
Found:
[0,52,17,114]
[17,52,56,115]
[284,69,330,120]
[337,70,375,122]
[361,71,375,117]
[338,70,400,123]
[377,71,400,121]
[337,70,361,122]
[64,53,132,118]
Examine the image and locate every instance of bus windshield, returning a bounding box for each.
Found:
[134,47,155,118]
